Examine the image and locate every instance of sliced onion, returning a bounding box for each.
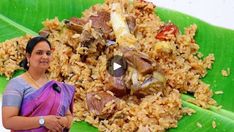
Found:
[153,71,166,84]
[106,40,116,46]
[141,76,156,88]
[131,69,139,87]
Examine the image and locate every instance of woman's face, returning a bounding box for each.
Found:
[27,41,52,71]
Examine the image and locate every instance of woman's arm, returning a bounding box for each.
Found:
[2,106,63,131]
[2,107,40,130]
[58,110,73,128]
[65,109,73,128]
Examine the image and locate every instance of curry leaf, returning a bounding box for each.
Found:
[0,0,234,132]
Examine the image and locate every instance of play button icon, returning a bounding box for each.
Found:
[107,55,128,77]
[113,63,121,71]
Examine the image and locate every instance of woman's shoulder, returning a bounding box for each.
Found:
[8,75,24,85]
[6,74,28,89]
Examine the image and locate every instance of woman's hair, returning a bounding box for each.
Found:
[20,36,51,70]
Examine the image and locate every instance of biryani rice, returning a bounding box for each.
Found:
[0,0,216,131]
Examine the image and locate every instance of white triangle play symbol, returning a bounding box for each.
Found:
[113,62,121,71]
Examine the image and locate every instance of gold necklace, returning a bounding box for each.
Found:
[26,72,43,88]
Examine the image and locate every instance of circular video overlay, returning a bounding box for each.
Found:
[106,55,128,77]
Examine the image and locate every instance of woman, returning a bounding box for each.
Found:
[2,36,75,132]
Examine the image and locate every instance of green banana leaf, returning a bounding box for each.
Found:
[0,0,234,131]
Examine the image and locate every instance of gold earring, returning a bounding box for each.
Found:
[27,62,30,67]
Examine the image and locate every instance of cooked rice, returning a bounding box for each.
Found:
[182,107,196,116]
[94,94,102,100]
[106,90,114,96]
[0,0,217,131]
[214,90,224,95]
[212,120,216,128]
[196,122,202,128]
[221,68,230,77]
[217,105,223,110]
[0,35,32,79]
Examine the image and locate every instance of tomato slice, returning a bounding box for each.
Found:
[156,23,179,40]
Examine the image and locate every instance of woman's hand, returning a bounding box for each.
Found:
[58,117,69,128]
[44,115,63,132]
